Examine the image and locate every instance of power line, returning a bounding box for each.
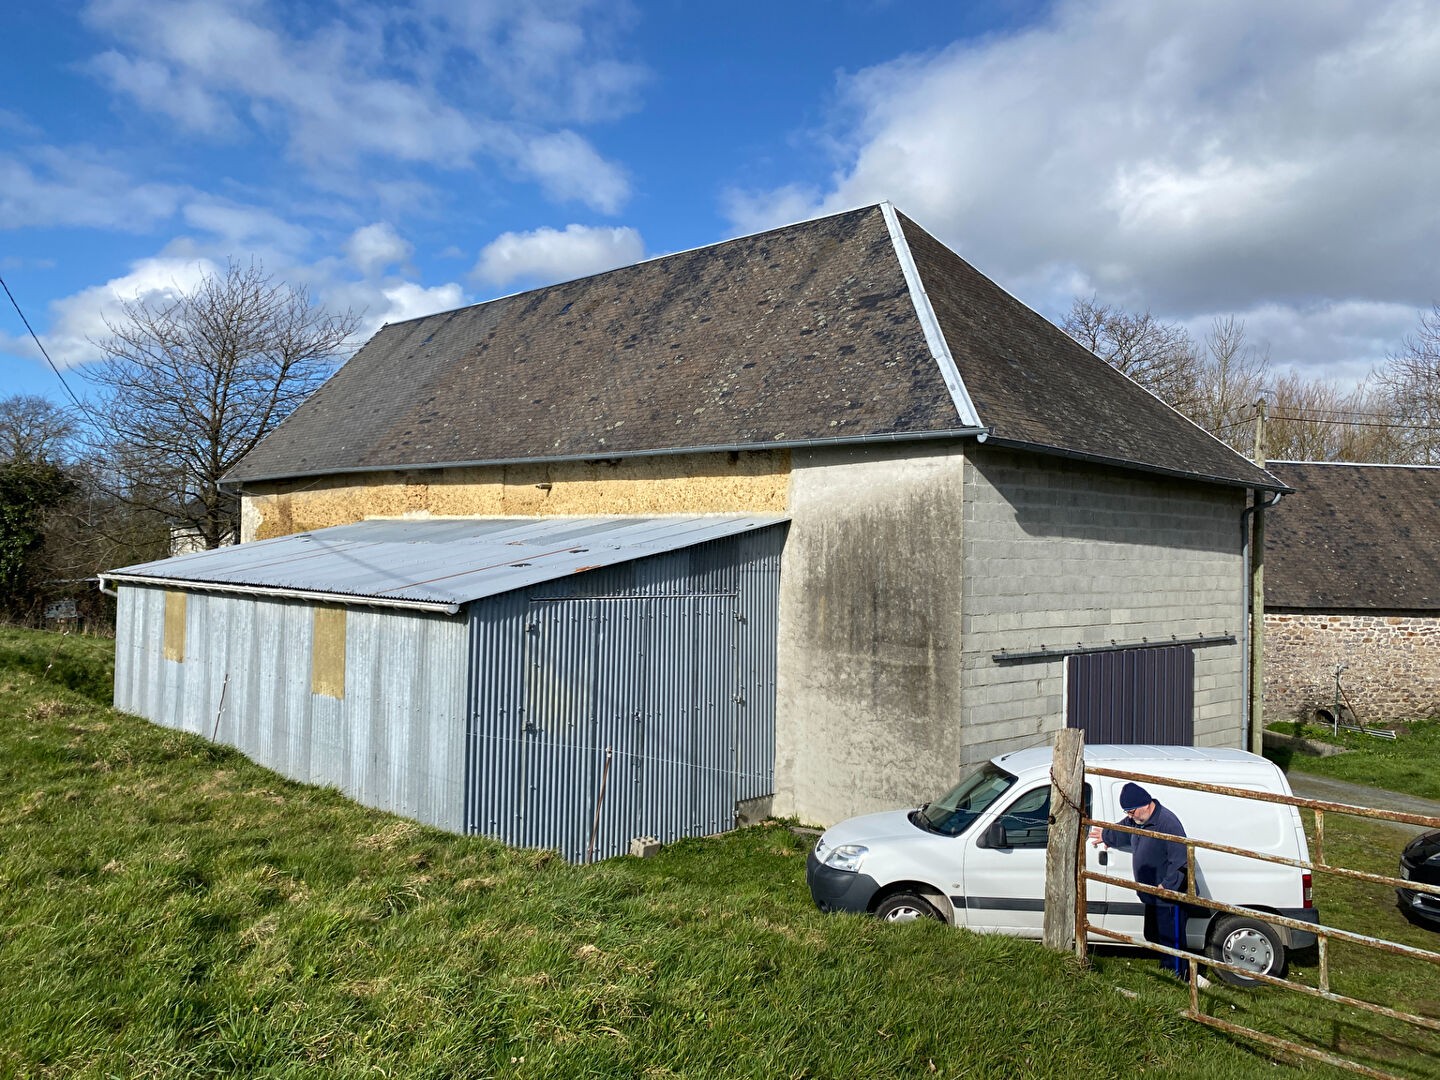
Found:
[0,271,83,410]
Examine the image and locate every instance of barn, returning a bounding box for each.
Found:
[107,202,1285,846]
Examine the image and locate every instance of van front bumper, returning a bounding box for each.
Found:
[807,850,882,914]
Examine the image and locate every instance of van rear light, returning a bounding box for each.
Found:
[1302,872,1313,908]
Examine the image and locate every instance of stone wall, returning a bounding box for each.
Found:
[1264,612,1440,724]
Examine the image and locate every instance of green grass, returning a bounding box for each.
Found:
[0,628,1434,1078]
[1266,718,1440,801]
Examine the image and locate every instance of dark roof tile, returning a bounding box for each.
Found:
[1265,461,1440,610]
[230,203,1280,493]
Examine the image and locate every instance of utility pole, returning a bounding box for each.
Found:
[1249,399,1267,755]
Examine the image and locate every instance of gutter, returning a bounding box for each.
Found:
[97,572,462,616]
[221,427,992,489]
[1240,490,1285,754]
[978,434,1292,494]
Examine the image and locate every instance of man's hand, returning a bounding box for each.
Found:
[1087,825,1104,846]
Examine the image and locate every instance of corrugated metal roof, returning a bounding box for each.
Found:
[101,516,789,614]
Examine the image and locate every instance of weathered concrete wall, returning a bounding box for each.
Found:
[1264,612,1440,723]
[239,451,791,541]
[773,442,967,825]
[961,448,1248,769]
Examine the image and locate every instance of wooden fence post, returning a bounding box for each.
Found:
[1044,728,1085,952]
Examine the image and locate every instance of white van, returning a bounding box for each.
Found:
[807,744,1318,985]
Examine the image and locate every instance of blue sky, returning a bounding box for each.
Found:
[3,0,1439,407]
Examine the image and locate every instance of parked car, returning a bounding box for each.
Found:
[807,744,1319,986]
[1398,830,1440,930]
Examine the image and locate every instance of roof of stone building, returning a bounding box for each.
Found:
[1265,461,1440,611]
[228,203,1282,492]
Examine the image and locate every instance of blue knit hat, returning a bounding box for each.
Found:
[1119,782,1153,812]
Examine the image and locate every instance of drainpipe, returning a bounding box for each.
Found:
[1241,490,1283,754]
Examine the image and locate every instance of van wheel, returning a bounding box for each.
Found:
[874,893,943,923]
[1207,915,1287,986]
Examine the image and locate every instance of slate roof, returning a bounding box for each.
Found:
[102,515,786,615]
[1264,462,1440,611]
[229,204,1280,492]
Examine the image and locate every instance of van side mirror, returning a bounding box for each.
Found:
[977,821,1009,849]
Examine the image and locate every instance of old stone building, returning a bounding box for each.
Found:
[110,203,1284,845]
[1264,461,1440,725]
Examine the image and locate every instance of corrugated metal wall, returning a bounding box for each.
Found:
[467,525,784,861]
[113,585,470,831]
[1065,645,1195,744]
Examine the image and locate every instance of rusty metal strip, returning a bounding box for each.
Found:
[1085,765,1440,829]
[1082,813,1440,899]
[1085,923,1440,1033]
[1185,1011,1411,1080]
[1080,869,1440,967]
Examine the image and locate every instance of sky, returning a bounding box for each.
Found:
[3,0,1439,408]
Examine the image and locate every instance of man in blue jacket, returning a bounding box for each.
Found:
[1090,782,1196,980]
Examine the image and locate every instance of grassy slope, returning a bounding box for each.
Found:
[0,628,1431,1078]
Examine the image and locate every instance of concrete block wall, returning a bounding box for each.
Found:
[960,447,1248,766]
[772,441,967,826]
[1264,612,1440,724]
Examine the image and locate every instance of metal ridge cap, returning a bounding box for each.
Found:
[880,202,983,429]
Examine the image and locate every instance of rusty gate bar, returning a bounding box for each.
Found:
[1189,1013,1415,1080]
[1075,762,1440,1080]
[1098,815,1440,898]
[1084,922,1440,1033]
[1085,765,1440,827]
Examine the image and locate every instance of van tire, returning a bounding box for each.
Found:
[874,893,943,923]
[1207,915,1287,986]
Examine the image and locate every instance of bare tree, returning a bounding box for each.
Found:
[1189,317,1272,454]
[85,261,360,549]
[1374,302,1440,463]
[0,394,76,464]
[1263,373,1400,463]
[1062,296,1203,412]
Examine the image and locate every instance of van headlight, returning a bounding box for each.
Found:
[822,843,869,873]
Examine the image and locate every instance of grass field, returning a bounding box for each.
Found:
[1,626,1436,1078]
[1266,717,1440,802]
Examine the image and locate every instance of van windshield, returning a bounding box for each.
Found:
[916,764,1017,837]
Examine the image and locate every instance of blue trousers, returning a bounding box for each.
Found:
[1144,901,1192,978]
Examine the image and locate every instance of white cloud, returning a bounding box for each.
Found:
[82,0,638,211]
[346,223,413,278]
[40,256,221,369]
[724,0,1440,379]
[0,146,186,232]
[514,130,631,213]
[472,223,644,287]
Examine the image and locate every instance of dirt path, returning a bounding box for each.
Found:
[1286,771,1440,835]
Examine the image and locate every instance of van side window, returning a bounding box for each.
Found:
[996,785,1093,848]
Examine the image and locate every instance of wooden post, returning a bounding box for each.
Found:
[1250,398,1269,756]
[1044,728,1085,952]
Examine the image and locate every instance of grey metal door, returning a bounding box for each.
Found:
[1066,645,1194,744]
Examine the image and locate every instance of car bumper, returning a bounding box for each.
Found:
[1277,906,1320,948]
[1398,887,1440,928]
[806,850,882,914]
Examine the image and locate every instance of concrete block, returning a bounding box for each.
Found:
[629,836,662,858]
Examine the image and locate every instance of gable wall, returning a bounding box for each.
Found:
[772,442,968,824]
[238,450,791,541]
[960,446,1248,767]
